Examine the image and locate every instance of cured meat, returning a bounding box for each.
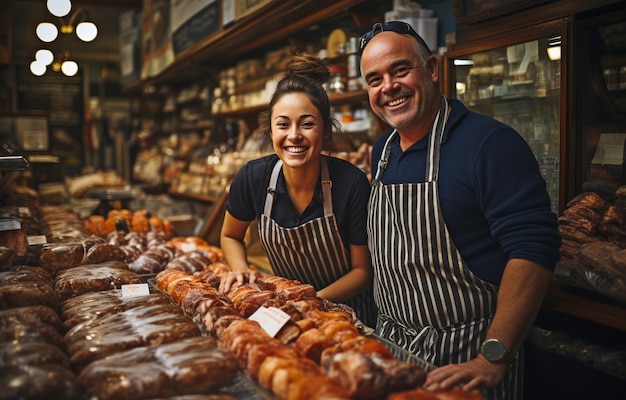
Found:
[0,265,54,285]
[1,362,81,400]
[78,337,238,400]
[0,306,66,349]
[60,290,173,332]
[322,351,427,399]
[54,261,143,301]
[388,388,485,400]
[0,280,60,310]
[65,302,200,370]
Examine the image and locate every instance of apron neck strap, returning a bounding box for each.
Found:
[373,95,449,184]
[263,157,333,217]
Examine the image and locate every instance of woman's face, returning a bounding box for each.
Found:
[271,92,326,170]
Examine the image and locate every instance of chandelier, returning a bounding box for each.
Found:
[30,0,98,76]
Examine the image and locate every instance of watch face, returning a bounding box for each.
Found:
[482,339,507,362]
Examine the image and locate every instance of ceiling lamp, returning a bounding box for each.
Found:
[35,49,54,66]
[36,22,59,43]
[60,60,79,76]
[75,21,98,42]
[31,51,79,77]
[30,60,47,76]
[36,5,98,43]
[47,0,72,18]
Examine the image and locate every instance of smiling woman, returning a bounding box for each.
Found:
[218,53,378,328]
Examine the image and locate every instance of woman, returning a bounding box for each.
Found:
[218,54,377,327]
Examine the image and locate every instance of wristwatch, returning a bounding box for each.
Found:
[480,338,509,363]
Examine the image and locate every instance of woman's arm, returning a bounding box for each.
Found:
[219,211,254,292]
[316,244,373,303]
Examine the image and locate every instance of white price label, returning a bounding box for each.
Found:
[121,283,150,298]
[248,306,291,337]
[0,219,21,231]
[27,235,48,245]
[181,242,196,252]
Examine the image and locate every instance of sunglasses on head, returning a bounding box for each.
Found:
[359,21,432,55]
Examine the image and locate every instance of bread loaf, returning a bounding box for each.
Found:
[77,336,238,400]
[54,261,142,300]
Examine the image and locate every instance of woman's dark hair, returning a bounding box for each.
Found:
[254,53,341,149]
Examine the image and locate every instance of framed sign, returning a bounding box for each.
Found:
[0,112,49,152]
[453,0,557,24]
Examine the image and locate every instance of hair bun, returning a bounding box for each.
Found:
[287,53,330,85]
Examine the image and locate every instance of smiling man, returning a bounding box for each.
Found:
[360,21,562,400]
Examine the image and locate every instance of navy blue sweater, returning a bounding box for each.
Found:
[371,99,562,285]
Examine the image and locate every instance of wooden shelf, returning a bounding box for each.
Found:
[168,190,217,204]
[212,90,369,119]
[542,280,626,332]
[123,0,377,94]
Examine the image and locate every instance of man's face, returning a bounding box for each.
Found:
[360,32,439,133]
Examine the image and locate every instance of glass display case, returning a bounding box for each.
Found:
[446,25,565,213]
[576,9,626,203]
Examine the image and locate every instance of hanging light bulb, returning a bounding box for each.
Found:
[76,21,98,42]
[36,22,59,42]
[35,49,54,66]
[47,0,72,18]
[61,60,78,76]
[30,60,47,76]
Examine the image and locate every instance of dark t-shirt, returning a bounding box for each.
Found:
[226,154,371,246]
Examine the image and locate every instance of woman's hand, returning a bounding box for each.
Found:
[219,270,257,293]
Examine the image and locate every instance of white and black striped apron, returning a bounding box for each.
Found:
[259,157,377,327]
[367,96,521,400]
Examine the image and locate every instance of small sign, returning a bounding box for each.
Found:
[27,235,47,245]
[591,133,626,166]
[0,219,21,231]
[181,242,196,252]
[248,306,291,337]
[121,283,150,298]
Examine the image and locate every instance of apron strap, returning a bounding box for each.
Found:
[263,157,333,217]
[373,95,449,184]
[263,160,283,217]
[320,157,332,217]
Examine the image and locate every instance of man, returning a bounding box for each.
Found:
[359,21,561,400]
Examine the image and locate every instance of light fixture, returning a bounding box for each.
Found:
[31,51,79,77]
[47,0,71,18]
[32,2,96,76]
[35,49,54,65]
[75,21,98,42]
[61,60,78,76]
[36,22,58,43]
[547,35,561,61]
[36,5,98,43]
[30,60,47,76]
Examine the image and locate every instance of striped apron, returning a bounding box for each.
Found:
[259,157,377,327]
[367,96,521,400]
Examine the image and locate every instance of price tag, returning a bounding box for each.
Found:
[0,219,21,231]
[27,235,48,245]
[248,306,291,337]
[181,242,196,252]
[121,283,150,298]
